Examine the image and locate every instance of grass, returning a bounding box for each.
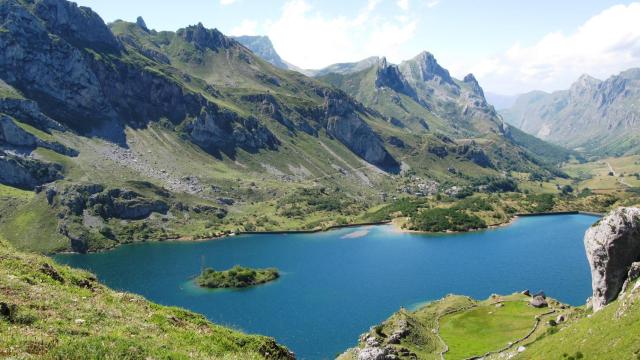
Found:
[0,183,34,201]
[0,240,292,359]
[440,300,547,359]
[0,184,69,253]
[517,279,640,360]
[12,118,55,142]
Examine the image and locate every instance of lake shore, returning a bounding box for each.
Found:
[55,211,603,255]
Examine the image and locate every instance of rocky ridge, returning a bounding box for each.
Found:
[502,69,640,155]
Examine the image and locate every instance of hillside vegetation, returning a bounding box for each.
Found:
[0,236,293,359]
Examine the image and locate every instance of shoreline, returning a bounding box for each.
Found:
[53,220,393,255]
[389,210,603,235]
[53,211,603,255]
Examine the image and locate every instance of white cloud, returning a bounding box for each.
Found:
[266,0,418,69]
[426,0,440,8]
[469,2,640,95]
[220,0,238,5]
[230,19,258,36]
[397,0,409,11]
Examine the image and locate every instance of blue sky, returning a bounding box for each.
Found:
[75,0,640,95]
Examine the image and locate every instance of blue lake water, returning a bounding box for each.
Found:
[54,214,597,359]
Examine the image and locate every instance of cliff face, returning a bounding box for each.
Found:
[584,207,640,311]
[322,90,399,172]
[502,70,640,155]
[0,0,278,155]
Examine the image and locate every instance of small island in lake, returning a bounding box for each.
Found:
[196,265,280,289]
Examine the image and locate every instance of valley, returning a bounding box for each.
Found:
[1,1,640,359]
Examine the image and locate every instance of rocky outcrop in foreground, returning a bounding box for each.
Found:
[584,207,640,311]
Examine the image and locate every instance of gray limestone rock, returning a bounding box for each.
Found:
[584,207,640,311]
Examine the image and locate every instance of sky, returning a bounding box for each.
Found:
[74,0,640,95]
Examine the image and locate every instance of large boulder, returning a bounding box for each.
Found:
[584,207,640,311]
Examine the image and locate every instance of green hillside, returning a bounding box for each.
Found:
[0,235,293,359]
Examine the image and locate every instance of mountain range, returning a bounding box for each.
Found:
[501,69,640,156]
[0,0,566,255]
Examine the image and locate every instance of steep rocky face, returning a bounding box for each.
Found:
[186,104,280,156]
[0,0,118,130]
[464,73,485,98]
[584,207,640,311]
[374,57,416,100]
[177,23,234,51]
[0,0,278,155]
[30,0,121,52]
[322,90,399,172]
[502,69,640,155]
[400,51,456,87]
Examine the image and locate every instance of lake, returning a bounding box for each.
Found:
[54,214,597,359]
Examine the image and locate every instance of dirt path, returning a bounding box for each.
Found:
[607,162,632,187]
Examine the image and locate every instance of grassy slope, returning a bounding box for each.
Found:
[0,237,292,359]
[514,280,640,360]
[563,155,640,191]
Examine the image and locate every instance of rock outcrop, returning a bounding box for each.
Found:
[322,90,399,172]
[584,207,640,311]
[0,151,63,189]
[57,184,169,220]
[0,115,77,155]
[374,57,416,100]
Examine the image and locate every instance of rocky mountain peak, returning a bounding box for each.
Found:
[233,35,288,69]
[463,73,485,98]
[30,0,121,52]
[136,16,148,32]
[585,207,640,311]
[177,23,233,51]
[407,51,455,85]
[374,58,416,100]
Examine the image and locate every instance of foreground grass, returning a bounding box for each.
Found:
[0,238,293,359]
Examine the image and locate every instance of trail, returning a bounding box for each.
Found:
[607,162,632,188]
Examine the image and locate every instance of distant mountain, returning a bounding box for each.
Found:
[316,52,500,136]
[232,35,289,69]
[485,92,518,110]
[311,56,382,77]
[232,35,313,76]
[501,70,640,156]
[314,52,573,170]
